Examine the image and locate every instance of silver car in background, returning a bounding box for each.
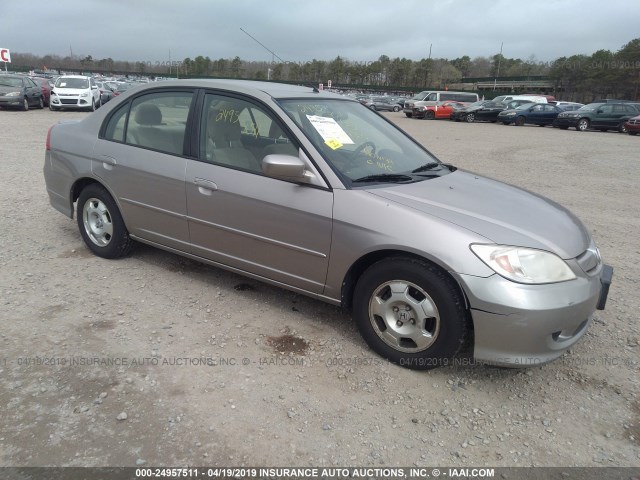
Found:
[43,80,613,369]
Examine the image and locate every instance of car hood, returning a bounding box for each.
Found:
[368,170,590,259]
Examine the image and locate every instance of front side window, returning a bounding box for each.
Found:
[279,99,450,185]
[200,93,297,172]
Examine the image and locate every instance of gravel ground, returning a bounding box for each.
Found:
[0,107,638,468]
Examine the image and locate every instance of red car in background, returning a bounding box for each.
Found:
[412,101,467,119]
[624,114,640,135]
[29,76,52,106]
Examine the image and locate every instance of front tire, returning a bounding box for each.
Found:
[22,97,29,111]
[393,105,400,112]
[38,97,44,109]
[576,118,590,131]
[514,116,525,126]
[424,110,435,120]
[465,113,475,123]
[77,184,135,259]
[353,257,469,370]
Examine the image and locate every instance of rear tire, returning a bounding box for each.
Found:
[405,113,412,118]
[38,97,44,109]
[618,122,628,133]
[77,184,135,259]
[353,256,469,370]
[393,106,400,112]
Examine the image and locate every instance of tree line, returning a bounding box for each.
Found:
[9,38,640,101]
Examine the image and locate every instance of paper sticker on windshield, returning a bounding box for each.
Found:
[306,115,354,145]
[325,138,343,150]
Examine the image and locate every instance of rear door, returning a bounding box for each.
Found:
[93,89,195,251]
[24,77,41,106]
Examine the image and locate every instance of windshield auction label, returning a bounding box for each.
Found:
[306,115,354,146]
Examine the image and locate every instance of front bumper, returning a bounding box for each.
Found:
[497,114,515,123]
[456,263,613,367]
[50,95,92,109]
[553,117,579,128]
[0,95,23,107]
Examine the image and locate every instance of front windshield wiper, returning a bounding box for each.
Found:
[411,162,441,173]
[352,173,416,183]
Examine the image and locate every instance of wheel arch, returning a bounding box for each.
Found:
[70,177,125,225]
[340,249,471,316]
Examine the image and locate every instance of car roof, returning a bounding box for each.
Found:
[136,79,348,101]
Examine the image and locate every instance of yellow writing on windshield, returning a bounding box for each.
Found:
[364,150,395,172]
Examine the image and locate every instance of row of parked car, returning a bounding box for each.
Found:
[0,72,140,112]
[400,93,640,135]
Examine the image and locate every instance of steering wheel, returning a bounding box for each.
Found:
[353,141,377,157]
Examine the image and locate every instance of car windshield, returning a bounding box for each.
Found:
[467,101,485,108]
[515,103,536,110]
[278,98,449,184]
[411,91,429,100]
[55,78,89,89]
[0,77,22,87]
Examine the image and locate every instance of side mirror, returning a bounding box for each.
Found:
[262,154,312,183]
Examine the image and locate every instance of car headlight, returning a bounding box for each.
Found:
[470,244,576,284]
[80,92,90,97]
[5,91,21,97]
[504,112,516,116]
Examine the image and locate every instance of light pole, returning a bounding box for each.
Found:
[493,42,503,91]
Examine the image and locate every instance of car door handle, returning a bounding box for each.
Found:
[194,178,217,195]
[98,155,117,170]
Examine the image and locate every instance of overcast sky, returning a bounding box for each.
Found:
[3,0,639,64]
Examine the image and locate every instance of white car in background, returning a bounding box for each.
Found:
[50,75,101,111]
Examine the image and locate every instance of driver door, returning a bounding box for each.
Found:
[185,93,334,294]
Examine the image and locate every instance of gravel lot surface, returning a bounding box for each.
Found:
[0,107,638,468]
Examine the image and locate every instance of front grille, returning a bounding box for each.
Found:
[60,99,79,105]
[576,247,601,275]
